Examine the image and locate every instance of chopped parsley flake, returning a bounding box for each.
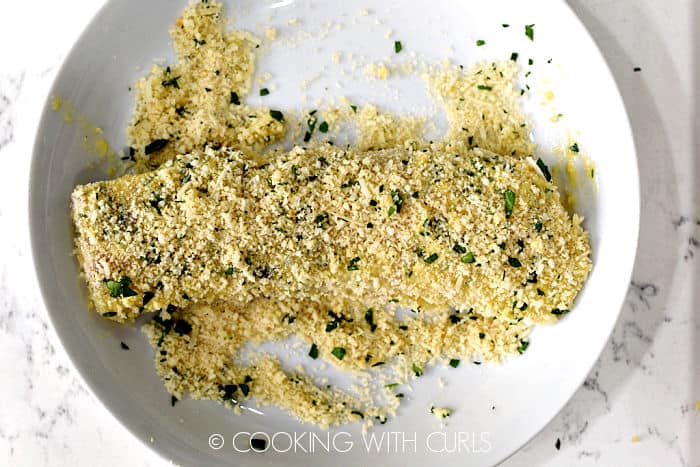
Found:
[161,77,180,88]
[525,24,535,41]
[508,257,522,267]
[144,139,168,155]
[104,276,137,298]
[536,158,552,182]
[504,189,516,218]
[230,91,240,105]
[394,41,402,53]
[365,308,377,332]
[319,121,329,133]
[449,359,460,368]
[390,189,404,213]
[570,142,579,153]
[331,347,346,360]
[476,39,486,46]
[452,243,467,254]
[517,340,530,354]
[347,256,361,271]
[269,109,284,121]
[424,253,439,264]
[309,343,319,359]
[412,363,423,377]
[461,252,475,263]
[510,52,519,62]
[477,84,493,91]
[259,88,270,96]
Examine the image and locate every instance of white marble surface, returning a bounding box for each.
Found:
[0,0,698,465]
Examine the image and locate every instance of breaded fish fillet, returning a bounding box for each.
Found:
[71,144,591,324]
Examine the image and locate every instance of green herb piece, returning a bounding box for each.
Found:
[476,39,486,46]
[149,191,164,215]
[230,92,240,105]
[341,179,359,188]
[424,253,439,264]
[449,359,460,368]
[517,340,529,354]
[394,40,402,53]
[175,106,187,117]
[536,158,552,182]
[193,38,206,46]
[319,121,329,133]
[510,52,519,62]
[479,332,486,339]
[351,410,364,419]
[525,24,535,41]
[396,393,404,398]
[259,88,270,96]
[365,308,377,332]
[331,347,346,360]
[502,24,510,28]
[121,342,129,350]
[173,319,192,336]
[537,288,545,296]
[534,220,543,232]
[102,311,117,317]
[508,257,522,267]
[388,206,396,217]
[239,383,250,396]
[220,384,237,401]
[412,363,423,377]
[385,383,399,389]
[161,77,180,88]
[477,84,493,91]
[390,189,404,213]
[314,212,329,229]
[270,110,284,121]
[504,189,516,218]
[570,142,579,153]
[144,139,168,155]
[453,243,467,254]
[461,252,475,264]
[551,308,570,316]
[350,104,358,113]
[309,343,319,359]
[528,58,534,66]
[104,276,137,298]
[224,267,234,276]
[347,256,361,271]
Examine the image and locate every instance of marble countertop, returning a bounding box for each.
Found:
[0,0,697,465]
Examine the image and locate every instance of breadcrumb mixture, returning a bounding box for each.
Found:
[70,1,592,428]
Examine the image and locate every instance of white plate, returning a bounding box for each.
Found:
[29,1,639,465]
